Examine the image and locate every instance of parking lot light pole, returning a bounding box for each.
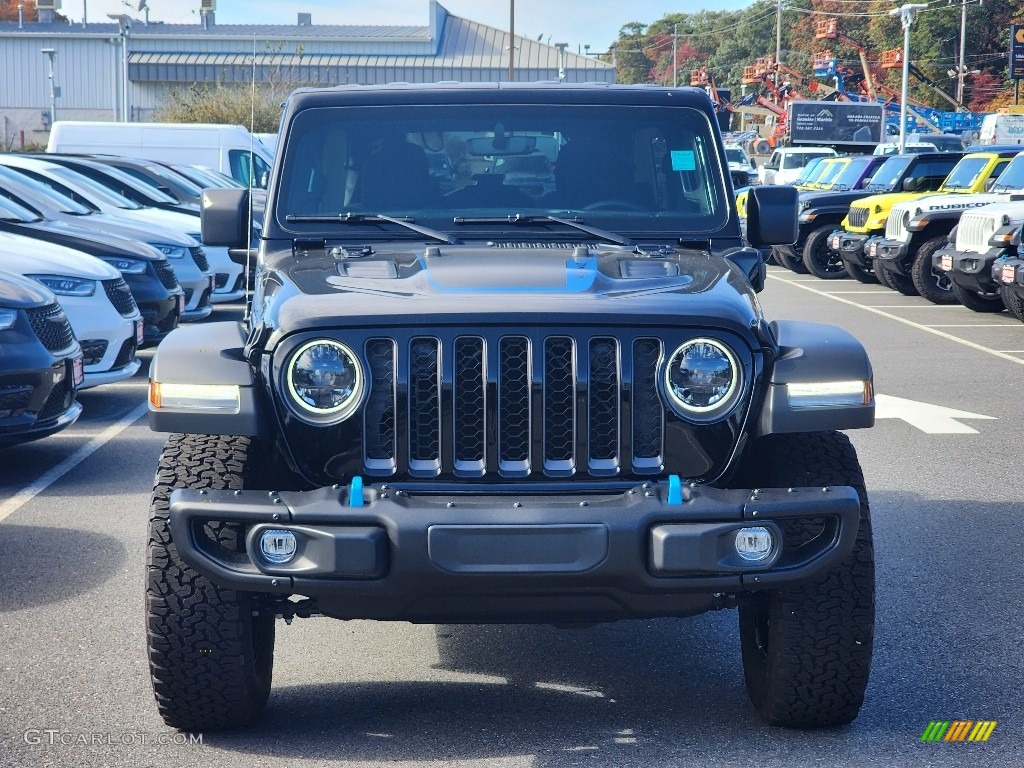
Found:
[889,3,928,154]
[40,47,58,126]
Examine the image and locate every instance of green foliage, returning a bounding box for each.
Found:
[154,83,284,133]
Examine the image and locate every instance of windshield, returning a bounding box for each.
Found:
[813,160,847,188]
[0,194,39,222]
[49,166,142,209]
[831,157,873,189]
[0,167,92,214]
[939,157,991,191]
[796,158,827,185]
[277,103,730,236]
[782,152,832,171]
[865,156,912,190]
[89,163,179,204]
[144,164,203,196]
[990,154,1024,191]
[725,148,747,165]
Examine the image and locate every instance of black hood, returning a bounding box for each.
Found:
[799,188,881,209]
[261,243,764,346]
[0,269,54,309]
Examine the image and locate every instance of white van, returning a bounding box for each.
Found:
[46,121,274,188]
[978,113,1024,146]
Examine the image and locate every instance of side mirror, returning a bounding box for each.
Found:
[745,184,798,247]
[902,177,920,192]
[201,187,250,248]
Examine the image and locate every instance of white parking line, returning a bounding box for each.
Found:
[767,274,1024,367]
[862,305,963,309]
[821,290,893,295]
[0,402,149,525]
[927,324,1016,328]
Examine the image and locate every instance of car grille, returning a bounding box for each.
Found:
[885,204,912,240]
[112,337,137,368]
[847,206,869,229]
[956,212,997,252]
[81,339,109,367]
[37,375,71,421]
[26,304,75,353]
[190,246,210,272]
[154,260,180,290]
[361,333,666,478]
[102,278,138,317]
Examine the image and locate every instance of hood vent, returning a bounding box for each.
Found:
[490,242,587,249]
[338,261,398,279]
[620,260,680,279]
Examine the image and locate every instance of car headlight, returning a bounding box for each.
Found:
[99,256,148,274]
[285,339,364,422]
[152,244,187,259]
[663,338,741,420]
[27,275,96,297]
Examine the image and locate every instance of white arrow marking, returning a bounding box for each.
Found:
[874,394,997,434]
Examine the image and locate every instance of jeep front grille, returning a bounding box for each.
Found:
[885,205,911,240]
[360,333,666,479]
[956,212,996,252]
[847,206,869,229]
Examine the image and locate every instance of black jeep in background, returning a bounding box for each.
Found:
[145,83,876,732]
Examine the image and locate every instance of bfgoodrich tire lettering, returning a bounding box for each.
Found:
[735,431,875,727]
[147,433,276,731]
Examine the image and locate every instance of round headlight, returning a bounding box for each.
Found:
[286,339,363,421]
[664,338,741,418]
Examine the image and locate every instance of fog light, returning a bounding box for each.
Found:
[260,529,297,564]
[735,526,774,562]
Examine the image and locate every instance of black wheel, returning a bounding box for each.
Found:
[877,261,917,296]
[1001,285,1024,322]
[736,431,874,728]
[773,245,808,274]
[910,236,957,304]
[872,259,895,290]
[842,258,878,284]
[803,226,848,280]
[763,247,779,266]
[951,282,1005,313]
[147,434,277,731]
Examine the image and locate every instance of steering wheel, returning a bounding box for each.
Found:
[582,199,648,212]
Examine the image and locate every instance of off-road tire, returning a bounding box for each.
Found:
[736,431,875,728]
[911,236,957,304]
[803,226,848,279]
[773,245,808,274]
[842,258,877,284]
[1001,285,1024,322]
[147,433,277,731]
[878,262,917,296]
[951,282,1004,313]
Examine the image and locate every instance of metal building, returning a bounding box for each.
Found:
[0,1,615,150]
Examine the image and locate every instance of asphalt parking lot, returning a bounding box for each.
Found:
[1,270,1022,768]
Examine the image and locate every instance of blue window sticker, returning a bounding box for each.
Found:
[671,150,696,171]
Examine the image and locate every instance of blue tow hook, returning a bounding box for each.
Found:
[348,476,364,507]
[666,474,683,505]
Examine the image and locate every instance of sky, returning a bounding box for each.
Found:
[60,0,749,53]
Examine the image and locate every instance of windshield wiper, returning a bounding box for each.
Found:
[452,214,634,246]
[285,213,457,244]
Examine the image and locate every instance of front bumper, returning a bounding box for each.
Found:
[997,257,1024,300]
[874,237,910,273]
[935,245,1004,294]
[832,231,871,267]
[169,480,862,622]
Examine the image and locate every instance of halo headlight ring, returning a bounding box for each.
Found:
[284,339,364,424]
[662,337,742,422]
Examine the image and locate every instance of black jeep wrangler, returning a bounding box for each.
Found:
[146,83,875,731]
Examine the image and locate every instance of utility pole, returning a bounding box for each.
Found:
[41,48,58,126]
[673,24,678,87]
[890,4,928,154]
[955,0,982,105]
[508,0,515,82]
[776,0,782,69]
